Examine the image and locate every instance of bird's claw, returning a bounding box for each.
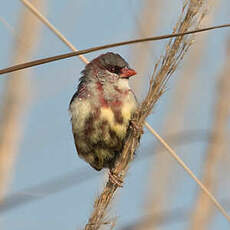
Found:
[109,170,123,187]
[130,120,143,134]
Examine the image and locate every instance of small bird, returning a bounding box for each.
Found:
[69,52,137,177]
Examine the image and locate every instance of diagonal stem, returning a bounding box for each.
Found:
[144,122,230,222]
[1,23,230,75]
[21,0,88,64]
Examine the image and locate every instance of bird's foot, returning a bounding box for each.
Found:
[130,119,143,134]
[108,170,123,187]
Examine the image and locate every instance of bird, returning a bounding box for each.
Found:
[69,52,137,183]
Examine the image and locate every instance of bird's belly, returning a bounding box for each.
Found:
[70,95,137,170]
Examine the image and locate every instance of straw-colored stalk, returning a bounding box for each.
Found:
[189,38,230,230]
[0,0,43,201]
[141,1,219,229]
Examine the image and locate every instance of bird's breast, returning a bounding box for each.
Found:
[70,90,137,140]
[100,92,137,137]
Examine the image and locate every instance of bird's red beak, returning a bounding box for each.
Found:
[120,67,137,78]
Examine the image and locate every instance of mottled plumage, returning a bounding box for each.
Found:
[69,52,137,170]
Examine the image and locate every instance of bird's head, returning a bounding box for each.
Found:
[82,52,136,83]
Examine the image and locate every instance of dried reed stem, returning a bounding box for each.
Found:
[0,0,43,201]
[20,0,230,228]
[142,3,219,229]
[20,0,88,64]
[189,37,230,230]
[1,23,230,75]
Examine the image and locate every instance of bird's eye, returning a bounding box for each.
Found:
[107,65,121,74]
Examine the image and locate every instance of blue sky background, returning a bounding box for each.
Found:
[0,1,230,230]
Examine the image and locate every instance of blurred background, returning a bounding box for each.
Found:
[0,0,230,229]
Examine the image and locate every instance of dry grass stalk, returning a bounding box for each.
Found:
[21,0,88,64]
[189,38,230,230]
[142,2,219,229]
[142,37,206,230]
[0,0,43,201]
[85,1,210,229]
[1,23,230,75]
